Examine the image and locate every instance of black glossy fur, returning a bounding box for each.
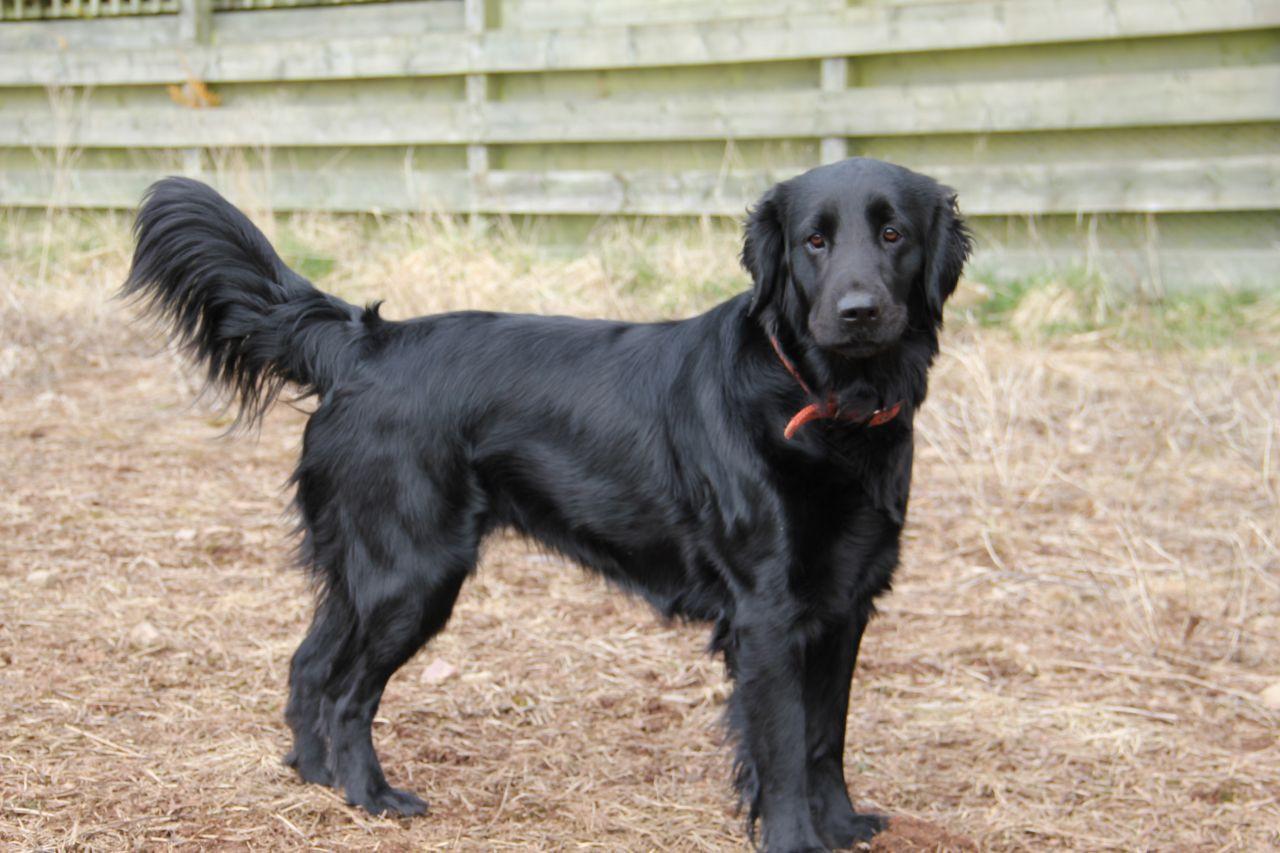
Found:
[123,158,970,852]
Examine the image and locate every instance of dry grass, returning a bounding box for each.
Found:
[1,209,1278,851]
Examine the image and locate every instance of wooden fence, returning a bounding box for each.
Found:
[2,0,1278,288]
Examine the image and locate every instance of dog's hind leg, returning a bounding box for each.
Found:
[321,542,475,817]
[283,592,353,786]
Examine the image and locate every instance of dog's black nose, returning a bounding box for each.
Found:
[838,292,881,324]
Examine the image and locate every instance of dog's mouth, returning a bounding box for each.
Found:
[813,333,900,360]
[827,340,891,359]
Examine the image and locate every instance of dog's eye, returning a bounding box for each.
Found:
[806,233,826,250]
[881,227,901,244]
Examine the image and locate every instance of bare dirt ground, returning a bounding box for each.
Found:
[2,213,1278,850]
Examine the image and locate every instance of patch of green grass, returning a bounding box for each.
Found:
[275,232,337,282]
[288,253,336,282]
[1147,288,1271,348]
[966,275,1042,327]
[959,266,1279,351]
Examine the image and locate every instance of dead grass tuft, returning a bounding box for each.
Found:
[1,210,1277,850]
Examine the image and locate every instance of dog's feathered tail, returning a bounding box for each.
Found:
[122,177,375,425]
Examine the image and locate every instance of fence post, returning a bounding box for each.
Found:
[464,0,489,226]
[178,0,212,181]
[179,0,212,45]
[820,57,848,164]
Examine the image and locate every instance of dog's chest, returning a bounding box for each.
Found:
[771,431,912,606]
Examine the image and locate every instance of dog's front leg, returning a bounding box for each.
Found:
[802,609,885,848]
[728,617,826,853]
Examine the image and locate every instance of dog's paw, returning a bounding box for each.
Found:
[346,784,428,817]
[818,810,885,848]
[283,748,333,787]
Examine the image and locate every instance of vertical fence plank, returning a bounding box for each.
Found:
[179,0,212,42]
[182,148,204,179]
[178,0,211,190]
[820,57,848,164]
[465,0,490,223]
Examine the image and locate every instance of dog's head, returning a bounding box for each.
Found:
[742,158,971,356]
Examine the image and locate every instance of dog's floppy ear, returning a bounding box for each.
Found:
[742,184,788,318]
[923,190,973,324]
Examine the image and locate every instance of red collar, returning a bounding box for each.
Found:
[768,335,902,440]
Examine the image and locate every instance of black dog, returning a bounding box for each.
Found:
[123,158,970,852]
